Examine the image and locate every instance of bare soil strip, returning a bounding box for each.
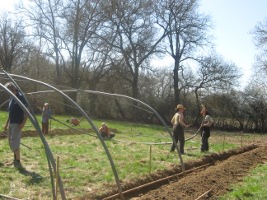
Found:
[2,130,266,200]
[88,144,267,200]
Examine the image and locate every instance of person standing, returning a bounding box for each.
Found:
[42,103,51,135]
[200,105,213,152]
[170,104,191,154]
[4,82,28,167]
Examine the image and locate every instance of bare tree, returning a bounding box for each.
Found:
[62,0,102,90]
[243,84,267,131]
[139,69,174,123]
[24,0,103,91]
[23,0,65,84]
[155,0,211,104]
[252,18,267,73]
[0,16,27,72]
[99,0,167,99]
[81,38,118,115]
[194,54,240,108]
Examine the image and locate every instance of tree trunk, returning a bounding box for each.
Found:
[114,99,126,119]
[173,62,180,105]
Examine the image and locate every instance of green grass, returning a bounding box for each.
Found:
[219,163,267,200]
[0,111,265,199]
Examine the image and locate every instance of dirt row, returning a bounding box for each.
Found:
[1,130,267,199]
[87,144,267,200]
[130,145,267,200]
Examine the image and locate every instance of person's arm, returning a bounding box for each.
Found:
[178,114,190,128]
[4,117,10,131]
[19,108,28,130]
[17,93,28,130]
[171,114,175,125]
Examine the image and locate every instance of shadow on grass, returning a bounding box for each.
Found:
[16,164,43,184]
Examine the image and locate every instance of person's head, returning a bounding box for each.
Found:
[175,104,186,112]
[44,103,49,108]
[102,122,107,127]
[5,82,17,94]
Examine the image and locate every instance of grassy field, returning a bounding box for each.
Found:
[0,111,266,199]
[219,163,267,200]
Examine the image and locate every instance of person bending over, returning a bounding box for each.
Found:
[99,123,115,139]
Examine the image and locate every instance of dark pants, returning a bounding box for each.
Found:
[100,132,115,139]
[201,127,210,152]
[170,124,185,153]
[42,121,49,135]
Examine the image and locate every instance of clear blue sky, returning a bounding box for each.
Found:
[199,0,267,88]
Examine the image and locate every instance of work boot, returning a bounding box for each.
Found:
[14,160,21,168]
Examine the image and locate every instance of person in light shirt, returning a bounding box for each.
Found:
[170,104,191,154]
[200,105,213,152]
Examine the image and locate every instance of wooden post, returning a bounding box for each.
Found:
[0,194,21,200]
[149,145,152,174]
[240,132,243,147]
[55,156,59,200]
[195,189,212,200]
[222,133,225,151]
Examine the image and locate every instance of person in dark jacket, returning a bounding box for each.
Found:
[4,82,28,167]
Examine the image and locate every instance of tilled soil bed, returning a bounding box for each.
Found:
[1,130,267,200]
[91,144,267,200]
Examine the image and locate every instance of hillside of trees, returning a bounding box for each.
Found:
[1,0,267,132]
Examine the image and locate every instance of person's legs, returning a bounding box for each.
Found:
[206,138,209,151]
[42,122,45,134]
[44,122,49,134]
[170,125,179,152]
[8,124,21,163]
[200,135,205,152]
[100,132,108,139]
[177,130,185,154]
[201,128,210,152]
[201,135,208,151]
[14,148,20,161]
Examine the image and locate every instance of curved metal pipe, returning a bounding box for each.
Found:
[26,88,185,171]
[0,83,62,199]
[0,73,125,199]
[2,71,64,200]
[1,72,186,198]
